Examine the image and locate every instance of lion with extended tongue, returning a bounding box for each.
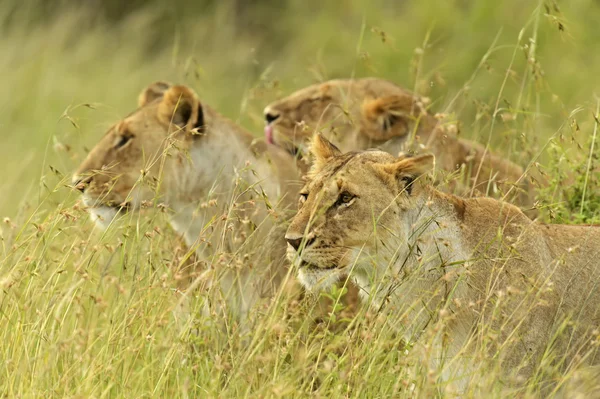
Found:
[264,77,531,207]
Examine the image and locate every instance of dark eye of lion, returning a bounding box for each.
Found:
[115,133,134,149]
[335,191,355,207]
[298,193,308,207]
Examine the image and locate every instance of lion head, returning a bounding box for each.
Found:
[285,134,434,291]
[265,78,534,207]
[72,82,205,228]
[263,78,435,156]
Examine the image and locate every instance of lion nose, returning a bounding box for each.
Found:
[264,108,280,124]
[285,234,315,252]
[286,237,302,251]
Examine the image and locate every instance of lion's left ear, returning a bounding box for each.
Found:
[310,133,342,172]
[138,81,172,107]
[361,94,421,141]
[374,154,434,195]
[157,85,204,133]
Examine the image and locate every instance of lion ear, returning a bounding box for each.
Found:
[361,94,420,141]
[310,133,342,171]
[374,154,434,195]
[138,81,172,107]
[157,85,204,133]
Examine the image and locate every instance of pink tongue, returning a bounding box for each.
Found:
[264,124,274,144]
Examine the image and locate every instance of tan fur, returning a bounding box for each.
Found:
[264,78,530,206]
[73,82,308,322]
[285,135,600,387]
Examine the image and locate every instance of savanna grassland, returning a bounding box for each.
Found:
[1,0,600,397]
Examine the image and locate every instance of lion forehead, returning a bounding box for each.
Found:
[270,78,411,112]
[305,152,396,201]
[91,103,162,153]
[315,150,395,178]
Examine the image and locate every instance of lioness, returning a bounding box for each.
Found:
[285,134,600,387]
[73,82,305,321]
[264,78,528,203]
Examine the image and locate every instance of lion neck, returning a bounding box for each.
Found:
[164,106,299,252]
[351,186,469,339]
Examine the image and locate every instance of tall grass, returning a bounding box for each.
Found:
[1,0,599,397]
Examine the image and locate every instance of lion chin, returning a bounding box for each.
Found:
[87,206,120,230]
[296,262,345,293]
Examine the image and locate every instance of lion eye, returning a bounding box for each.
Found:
[114,134,134,149]
[298,193,308,208]
[335,191,356,207]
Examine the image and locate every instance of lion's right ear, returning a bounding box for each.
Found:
[361,94,422,141]
[138,81,172,107]
[157,85,204,133]
[310,133,342,172]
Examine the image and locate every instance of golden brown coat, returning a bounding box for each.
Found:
[73,82,304,321]
[285,134,600,386]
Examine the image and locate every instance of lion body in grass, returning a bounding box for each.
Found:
[285,135,600,387]
[265,78,530,205]
[73,82,306,321]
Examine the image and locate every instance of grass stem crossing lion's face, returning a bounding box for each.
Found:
[285,134,434,291]
[72,82,204,228]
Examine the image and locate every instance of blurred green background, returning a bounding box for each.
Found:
[2,0,599,218]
